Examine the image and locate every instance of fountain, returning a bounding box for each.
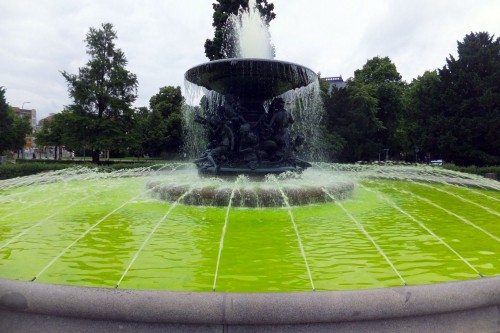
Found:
[184,0,318,177]
[1,1,499,332]
[185,58,315,176]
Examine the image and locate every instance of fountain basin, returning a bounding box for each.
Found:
[1,277,500,332]
[0,164,499,331]
[0,164,498,293]
[147,171,354,207]
[185,58,317,100]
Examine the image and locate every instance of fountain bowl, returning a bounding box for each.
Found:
[185,58,317,100]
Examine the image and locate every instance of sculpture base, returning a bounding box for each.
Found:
[148,169,354,207]
[198,165,306,177]
[196,159,312,178]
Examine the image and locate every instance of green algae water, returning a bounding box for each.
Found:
[0,164,498,292]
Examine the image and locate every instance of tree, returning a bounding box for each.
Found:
[204,0,276,60]
[0,87,32,155]
[142,86,185,157]
[61,23,138,163]
[318,79,346,161]
[402,71,442,162]
[35,113,65,159]
[351,56,406,158]
[322,57,406,162]
[0,87,13,154]
[435,32,500,165]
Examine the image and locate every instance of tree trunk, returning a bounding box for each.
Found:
[92,149,100,164]
[54,146,58,160]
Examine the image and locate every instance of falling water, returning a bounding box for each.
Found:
[28,165,185,282]
[1,164,499,291]
[396,186,500,242]
[115,187,193,288]
[212,175,246,291]
[183,0,324,159]
[359,183,483,277]
[270,175,315,291]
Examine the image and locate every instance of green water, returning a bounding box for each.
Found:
[0,167,499,292]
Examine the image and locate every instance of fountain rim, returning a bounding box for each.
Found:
[184,57,318,99]
[1,276,499,329]
[185,57,318,76]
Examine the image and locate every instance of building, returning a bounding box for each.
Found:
[324,76,347,93]
[13,107,37,129]
[37,113,56,129]
[13,107,36,151]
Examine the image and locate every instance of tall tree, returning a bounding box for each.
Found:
[0,87,32,155]
[0,87,13,154]
[351,56,406,158]
[323,57,406,162]
[35,113,66,160]
[61,23,138,163]
[402,71,443,162]
[142,86,185,157]
[205,0,276,60]
[436,32,500,165]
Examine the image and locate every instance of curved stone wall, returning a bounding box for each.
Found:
[1,277,499,332]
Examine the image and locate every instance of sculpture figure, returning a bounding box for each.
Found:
[186,58,315,176]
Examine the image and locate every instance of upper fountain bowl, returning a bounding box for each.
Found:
[185,58,317,100]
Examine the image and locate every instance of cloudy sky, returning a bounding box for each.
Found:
[1,0,499,121]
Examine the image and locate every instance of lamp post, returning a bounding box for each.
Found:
[384,149,389,162]
[21,101,31,110]
[20,102,31,159]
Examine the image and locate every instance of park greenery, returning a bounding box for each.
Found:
[1,1,499,176]
[0,87,32,157]
[322,31,499,166]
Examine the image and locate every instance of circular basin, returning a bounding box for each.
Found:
[185,58,317,99]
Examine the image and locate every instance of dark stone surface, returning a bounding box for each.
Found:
[185,59,316,100]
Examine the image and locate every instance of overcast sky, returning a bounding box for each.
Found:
[1,0,499,121]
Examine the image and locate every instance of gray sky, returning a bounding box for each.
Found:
[1,0,499,121]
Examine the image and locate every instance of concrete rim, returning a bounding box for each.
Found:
[1,276,499,325]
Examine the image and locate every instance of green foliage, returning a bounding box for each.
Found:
[323,32,499,166]
[402,70,442,161]
[442,164,500,177]
[0,87,32,154]
[205,0,276,60]
[61,23,138,163]
[435,32,500,166]
[402,32,500,166]
[141,86,185,157]
[0,162,73,180]
[322,57,405,162]
[0,160,169,180]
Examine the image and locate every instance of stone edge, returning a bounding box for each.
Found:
[1,276,500,325]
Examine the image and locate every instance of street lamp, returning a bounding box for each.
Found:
[21,101,31,110]
[384,149,389,162]
[20,102,31,160]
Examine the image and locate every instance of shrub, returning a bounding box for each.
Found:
[442,164,500,177]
